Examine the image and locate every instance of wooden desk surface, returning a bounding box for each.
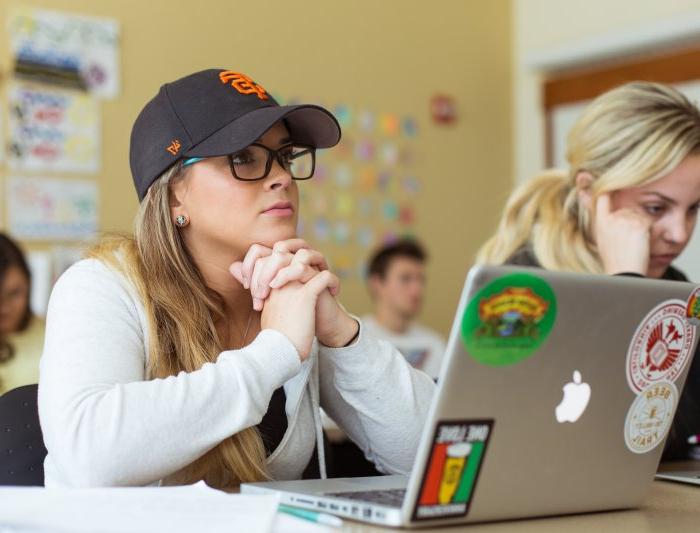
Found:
[335,462,700,532]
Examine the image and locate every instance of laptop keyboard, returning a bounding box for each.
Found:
[325,488,406,508]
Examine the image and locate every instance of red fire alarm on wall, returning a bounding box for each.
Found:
[430,94,457,125]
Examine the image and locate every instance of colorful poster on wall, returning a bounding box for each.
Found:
[8,83,100,173]
[6,176,99,240]
[8,6,120,98]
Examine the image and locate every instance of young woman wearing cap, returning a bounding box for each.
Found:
[477,81,700,459]
[38,70,435,488]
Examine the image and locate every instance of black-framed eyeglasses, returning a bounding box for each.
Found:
[183,143,316,181]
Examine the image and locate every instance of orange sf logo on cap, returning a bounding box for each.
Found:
[219,71,269,100]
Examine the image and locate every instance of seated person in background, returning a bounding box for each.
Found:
[0,233,44,394]
[477,81,700,460]
[363,239,446,380]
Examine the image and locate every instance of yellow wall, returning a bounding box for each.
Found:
[0,0,512,336]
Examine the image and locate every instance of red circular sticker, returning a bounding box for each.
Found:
[626,300,696,393]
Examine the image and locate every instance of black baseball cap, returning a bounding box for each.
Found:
[129,69,341,200]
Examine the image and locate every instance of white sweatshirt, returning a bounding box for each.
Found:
[38,259,436,487]
[362,315,446,380]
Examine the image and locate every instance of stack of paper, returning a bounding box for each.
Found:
[0,482,279,533]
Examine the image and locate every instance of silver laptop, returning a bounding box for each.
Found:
[655,470,700,485]
[242,266,700,528]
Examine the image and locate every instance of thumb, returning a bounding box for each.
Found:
[229,262,245,285]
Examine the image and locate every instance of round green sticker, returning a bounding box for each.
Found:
[461,273,557,366]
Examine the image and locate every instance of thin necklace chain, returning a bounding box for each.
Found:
[238,308,255,349]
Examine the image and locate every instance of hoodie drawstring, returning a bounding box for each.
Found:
[308,360,327,479]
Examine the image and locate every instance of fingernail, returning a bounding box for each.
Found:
[269,277,280,289]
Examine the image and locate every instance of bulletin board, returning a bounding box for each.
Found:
[0,5,120,315]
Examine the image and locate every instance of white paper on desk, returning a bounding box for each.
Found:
[0,483,279,533]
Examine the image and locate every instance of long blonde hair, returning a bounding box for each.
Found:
[91,162,269,489]
[477,82,700,272]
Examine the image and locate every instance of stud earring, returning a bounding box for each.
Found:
[175,215,189,227]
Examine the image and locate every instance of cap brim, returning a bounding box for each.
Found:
[185,104,341,157]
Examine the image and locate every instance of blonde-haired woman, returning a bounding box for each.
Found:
[478,81,700,458]
[38,69,435,488]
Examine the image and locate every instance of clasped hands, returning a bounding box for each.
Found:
[229,239,359,360]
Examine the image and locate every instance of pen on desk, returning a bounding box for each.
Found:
[688,434,700,445]
[278,504,344,528]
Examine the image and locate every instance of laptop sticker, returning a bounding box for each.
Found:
[412,419,493,521]
[687,287,700,326]
[626,300,696,393]
[461,273,557,366]
[624,381,677,454]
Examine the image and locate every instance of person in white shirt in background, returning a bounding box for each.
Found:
[363,239,446,380]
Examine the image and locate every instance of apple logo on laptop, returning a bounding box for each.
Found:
[555,370,591,423]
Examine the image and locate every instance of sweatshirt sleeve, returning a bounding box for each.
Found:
[38,260,301,487]
[317,319,436,475]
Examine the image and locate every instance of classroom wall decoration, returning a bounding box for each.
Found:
[6,176,98,240]
[7,6,121,98]
[2,5,110,309]
[286,98,421,279]
[7,82,101,173]
[430,94,457,125]
[0,105,4,164]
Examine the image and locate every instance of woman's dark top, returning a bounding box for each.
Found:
[505,245,698,460]
[257,387,321,478]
